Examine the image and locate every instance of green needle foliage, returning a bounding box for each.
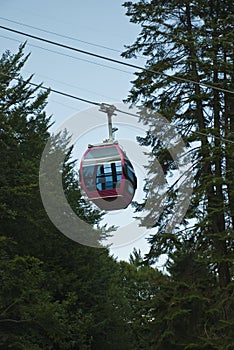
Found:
[1,7,233,345]
[0,45,144,349]
[122,1,234,348]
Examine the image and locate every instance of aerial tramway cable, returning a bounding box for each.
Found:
[0,24,234,95]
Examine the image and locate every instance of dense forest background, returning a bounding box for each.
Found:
[0,1,233,349]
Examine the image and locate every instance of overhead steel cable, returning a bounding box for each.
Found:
[115,109,234,145]
[0,16,122,54]
[1,71,234,146]
[0,16,147,61]
[0,24,234,95]
[0,71,101,106]
[31,82,100,105]
[0,34,132,75]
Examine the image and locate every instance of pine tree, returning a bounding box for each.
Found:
[0,43,102,349]
[117,252,168,350]
[0,45,146,349]
[122,1,234,348]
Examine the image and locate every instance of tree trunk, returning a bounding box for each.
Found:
[186,2,230,288]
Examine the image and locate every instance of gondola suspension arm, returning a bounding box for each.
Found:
[99,103,118,142]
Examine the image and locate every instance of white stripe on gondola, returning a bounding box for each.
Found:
[82,155,121,166]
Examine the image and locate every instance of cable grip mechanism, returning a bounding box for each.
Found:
[99,103,118,142]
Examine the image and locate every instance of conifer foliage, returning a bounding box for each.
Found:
[122,0,234,348]
[0,45,135,349]
[1,4,234,345]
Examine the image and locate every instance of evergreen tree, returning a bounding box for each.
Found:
[122,1,234,348]
[0,45,139,349]
[118,251,168,350]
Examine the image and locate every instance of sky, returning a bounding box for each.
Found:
[0,0,167,265]
[0,0,145,124]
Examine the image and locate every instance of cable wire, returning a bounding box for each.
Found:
[0,71,101,106]
[0,24,233,95]
[37,83,100,106]
[0,16,122,54]
[1,73,234,146]
[0,34,133,75]
[115,109,234,144]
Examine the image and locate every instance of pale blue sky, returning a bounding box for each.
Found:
[0,0,162,263]
[0,0,145,125]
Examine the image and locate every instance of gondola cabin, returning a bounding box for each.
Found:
[79,142,137,210]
